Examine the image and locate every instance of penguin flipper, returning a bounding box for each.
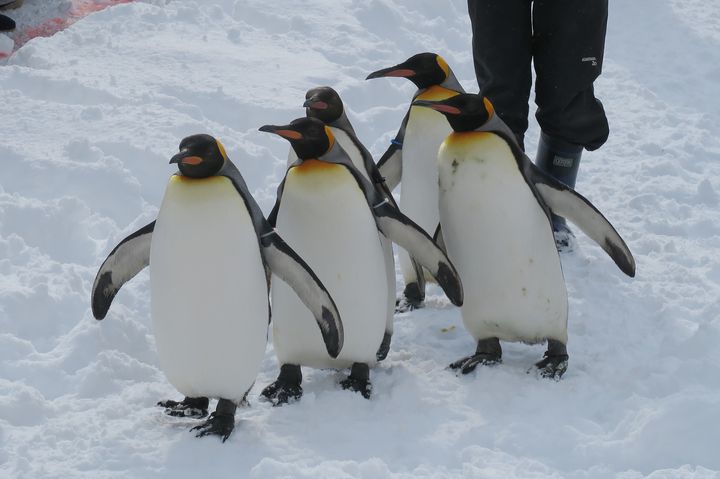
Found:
[377,110,408,191]
[373,202,463,306]
[532,177,636,277]
[261,232,344,358]
[377,144,402,191]
[91,221,155,320]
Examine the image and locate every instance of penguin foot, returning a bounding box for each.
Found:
[260,364,303,406]
[553,220,576,253]
[157,396,209,418]
[395,297,423,313]
[190,412,235,442]
[534,354,569,380]
[340,362,372,399]
[260,381,303,406]
[448,353,502,374]
[396,282,424,312]
[375,331,392,361]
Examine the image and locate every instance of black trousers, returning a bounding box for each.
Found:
[468,0,609,151]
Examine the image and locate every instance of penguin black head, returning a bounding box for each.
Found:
[304,86,344,124]
[412,93,494,132]
[259,117,334,160]
[170,134,228,178]
[366,52,451,89]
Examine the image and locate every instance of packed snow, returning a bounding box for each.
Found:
[1,0,719,477]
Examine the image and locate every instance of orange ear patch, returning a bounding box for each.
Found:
[436,55,450,78]
[216,139,229,161]
[483,97,495,117]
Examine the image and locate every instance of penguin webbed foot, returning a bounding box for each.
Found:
[157,396,209,418]
[260,381,303,406]
[395,298,423,313]
[448,353,501,374]
[340,363,372,399]
[191,413,235,442]
[395,282,424,313]
[534,353,569,380]
[190,399,237,443]
[260,364,303,406]
[449,338,502,374]
[375,331,392,361]
[533,339,568,380]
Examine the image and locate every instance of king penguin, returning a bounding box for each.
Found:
[366,52,465,311]
[412,94,636,378]
[91,134,343,441]
[259,117,463,403]
[301,86,395,361]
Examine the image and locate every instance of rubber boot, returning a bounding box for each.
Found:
[535,132,582,250]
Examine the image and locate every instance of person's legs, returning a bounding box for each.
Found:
[468,0,533,149]
[532,0,609,245]
[532,0,609,150]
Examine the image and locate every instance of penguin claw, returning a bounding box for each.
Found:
[190,412,235,442]
[448,353,502,374]
[533,354,569,380]
[260,381,302,407]
[395,297,423,313]
[339,376,372,399]
[157,398,208,419]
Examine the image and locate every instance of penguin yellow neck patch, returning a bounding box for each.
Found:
[291,159,341,175]
[415,85,460,102]
[445,131,495,148]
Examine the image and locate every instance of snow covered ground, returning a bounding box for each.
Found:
[1,0,719,477]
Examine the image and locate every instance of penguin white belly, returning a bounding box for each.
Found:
[397,106,452,283]
[438,133,568,344]
[272,160,387,369]
[150,176,268,401]
[331,127,395,333]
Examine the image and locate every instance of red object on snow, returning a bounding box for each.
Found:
[12,0,135,51]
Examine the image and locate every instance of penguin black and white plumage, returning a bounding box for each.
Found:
[366,52,465,311]
[302,86,395,361]
[412,94,636,379]
[259,118,463,403]
[91,134,343,441]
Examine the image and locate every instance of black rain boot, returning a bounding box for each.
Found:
[535,132,583,251]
